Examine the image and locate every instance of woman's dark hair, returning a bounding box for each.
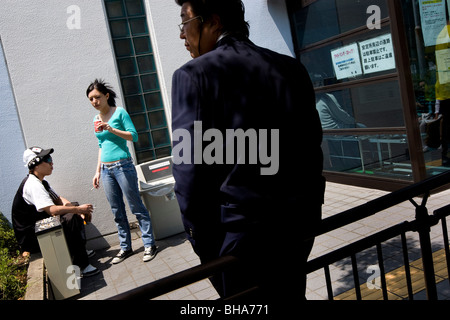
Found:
[86,79,117,107]
[175,0,250,38]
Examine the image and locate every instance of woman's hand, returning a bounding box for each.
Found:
[99,121,114,132]
[93,172,101,189]
[99,122,134,141]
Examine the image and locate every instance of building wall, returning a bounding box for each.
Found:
[0,0,123,247]
[0,0,293,249]
[0,41,26,223]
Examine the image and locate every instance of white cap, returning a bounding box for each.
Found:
[23,146,54,168]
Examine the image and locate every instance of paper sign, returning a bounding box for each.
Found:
[436,48,450,84]
[419,0,447,47]
[359,33,396,74]
[330,43,363,80]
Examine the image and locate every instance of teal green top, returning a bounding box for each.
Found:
[94,107,138,162]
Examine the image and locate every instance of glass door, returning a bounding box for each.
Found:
[287,0,416,183]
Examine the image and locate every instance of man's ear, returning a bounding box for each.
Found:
[208,13,223,33]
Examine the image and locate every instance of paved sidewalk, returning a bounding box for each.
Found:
[79,232,219,300]
[78,181,450,300]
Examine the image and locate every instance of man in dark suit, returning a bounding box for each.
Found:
[172,0,325,300]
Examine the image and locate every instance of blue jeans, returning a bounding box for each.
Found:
[101,158,155,250]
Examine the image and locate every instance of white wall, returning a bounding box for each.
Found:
[0,0,294,248]
[245,0,294,57]
[147,0,294,113]
[0,40,26,223]
[0,0,121,246]
[145,0,191,127]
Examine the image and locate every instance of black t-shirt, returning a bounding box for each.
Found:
[11,175,52,253]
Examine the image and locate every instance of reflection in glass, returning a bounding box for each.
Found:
[323,133,412,180]
[300,26,394,88]
[315,82,404,130]
[289,0,388,49]
[316,92,359,129]
[403,1,450,174]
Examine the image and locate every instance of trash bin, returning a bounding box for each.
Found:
[35,216,80,300]
[136,156,184,240]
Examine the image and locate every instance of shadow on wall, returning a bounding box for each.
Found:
[267,0,295,57]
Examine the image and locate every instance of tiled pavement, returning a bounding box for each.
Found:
[78,181,450,300]
[79,232,219,300]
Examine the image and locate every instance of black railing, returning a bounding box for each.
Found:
[108,171,450,300]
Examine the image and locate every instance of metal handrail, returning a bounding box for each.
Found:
[308,170,450,240]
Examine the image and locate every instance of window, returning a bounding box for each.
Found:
[291,0,388,49]
[105,0,171,164]
[287,0,415,181]
[401,0,450,177]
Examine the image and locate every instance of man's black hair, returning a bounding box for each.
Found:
[175,0,250,38]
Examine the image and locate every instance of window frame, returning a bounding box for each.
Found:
[104,0,172,164]
[286,0,427,187]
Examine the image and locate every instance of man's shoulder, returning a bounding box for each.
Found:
[24,174,41,187]
[176,38,297,72]
[23,175,45,194]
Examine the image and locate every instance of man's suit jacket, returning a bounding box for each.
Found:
[171,36,324,262]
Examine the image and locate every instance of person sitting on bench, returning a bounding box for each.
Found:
[12,146,99,277]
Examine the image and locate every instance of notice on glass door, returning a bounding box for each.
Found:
[419,0,447,47]
[436,48,450,84]
[330,43,363,80]
[359,33,396,74]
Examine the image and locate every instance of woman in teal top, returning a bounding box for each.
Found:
[94,107,137,162]
[87,79,157,264]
